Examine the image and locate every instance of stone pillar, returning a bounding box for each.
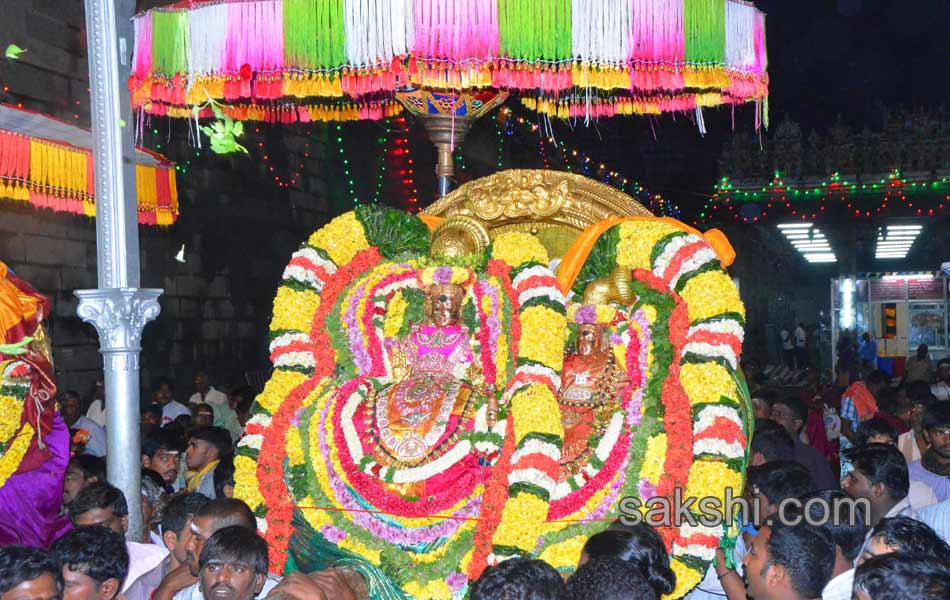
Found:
[78,0,161,539]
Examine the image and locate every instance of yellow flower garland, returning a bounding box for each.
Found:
[270,287,321,333]
[616,221,679,269]
[234,455,266,511]
[678,270,745,322]
[491,232,550,268]
[519,306,568,371]
[0,422,32,488]
[684,461,743,505]
[538,533,587,570]
[307,212,369,266]
[490,492,551,550]
[286,428,305,467]
[680,363,737,407]
[640,434,667,486]
[510,384,564,445]
[382,291,408,339]
[257,370,308,415]
[665,558,704,599]
[0,394,23,441]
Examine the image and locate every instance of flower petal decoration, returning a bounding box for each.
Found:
[238,209,750,598]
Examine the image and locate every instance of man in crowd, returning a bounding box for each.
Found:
[897,391,934,464]
[840,370,889,476]
[789,490,866,600]
[747,419,794,467]
[154,379,192,425]
[63,455,106,509]
[742,521,835,600]
[857,516,950,565]
[853,553,950,599]
[903,344,934,384]
[192,405,214,429]
[908,402,950,502]
[0,546,62,600]
[152,498,277,600]
[932,358,950,401]
[189,372,228,407]
[841,444,915,531]
[58,391,106,458]
[66,483,168,596]
[124,493,210,600]
[768,396,837,489]
[850,420,937,510]
[185,427,232,498]
[50,526,129,600]
[794,322,807,369]
[142,429,185,493]
[566,556,654,599]
[197,527,268,600]
[858,333,878,377]
[141,470,167,545]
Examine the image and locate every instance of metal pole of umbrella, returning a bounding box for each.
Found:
[76,0,161,540]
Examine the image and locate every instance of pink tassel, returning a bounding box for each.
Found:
[133,14,152,79]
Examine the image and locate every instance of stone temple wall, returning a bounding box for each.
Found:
[0,0,331,402]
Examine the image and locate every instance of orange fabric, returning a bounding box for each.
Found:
[844,381,878,421]
[417,214,443,232]
[0,261,43,345]
[556,216,737,294]
[556,215,622,295]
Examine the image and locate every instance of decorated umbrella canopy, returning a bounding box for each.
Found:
[0,104,179,225]
[130,0,768,124]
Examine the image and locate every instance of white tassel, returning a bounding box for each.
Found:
[725,0,755,70]
[695,106,706,137]
[187,4,227,86]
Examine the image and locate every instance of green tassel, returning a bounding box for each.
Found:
[151,11,188,76]
[285,0,345,70]
[684,0,726,65]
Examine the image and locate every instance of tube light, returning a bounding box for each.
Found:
[841,278,855,329]
[778,223,813,229]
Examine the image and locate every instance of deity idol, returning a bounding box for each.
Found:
[350,279,498,503]
[558,323,623,478]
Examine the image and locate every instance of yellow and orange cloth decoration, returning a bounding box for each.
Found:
[0,106,178,225]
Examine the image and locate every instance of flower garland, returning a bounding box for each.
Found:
[241,209,748,598]
[0,361,33,490]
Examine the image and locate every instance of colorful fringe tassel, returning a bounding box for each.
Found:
[0,130,178,225]
[130,0,769,121]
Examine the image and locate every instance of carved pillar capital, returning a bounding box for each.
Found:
[75,288,162,358]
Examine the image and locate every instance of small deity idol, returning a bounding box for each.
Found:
[372,283,483,467]
[558,323,623,475]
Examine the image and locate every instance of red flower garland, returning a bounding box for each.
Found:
[632,269,693,553]
[257,247,383,570]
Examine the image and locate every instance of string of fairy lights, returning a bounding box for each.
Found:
[701,169,950,224]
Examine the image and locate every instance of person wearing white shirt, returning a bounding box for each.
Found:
[932,359,950,401]
[154,379,192,424]
[842,444,919,562]
[189,371,229,407]
[786,490,868,600]
[897,393,932,464]
[85,377,107,428]
[67,481,169,596]
[794,322,807,368]
[918,498,950,544]
[58,391,107,457]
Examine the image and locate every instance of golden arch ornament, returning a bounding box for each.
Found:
[238,171,752,599]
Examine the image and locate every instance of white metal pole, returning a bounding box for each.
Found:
[77,0,161,540]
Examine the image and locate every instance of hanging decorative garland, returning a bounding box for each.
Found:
[130,0,769,124]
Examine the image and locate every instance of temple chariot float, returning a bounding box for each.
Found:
[235,170,753,598]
